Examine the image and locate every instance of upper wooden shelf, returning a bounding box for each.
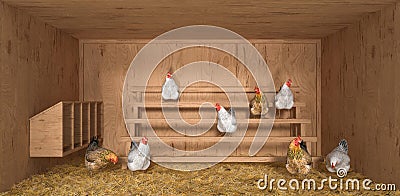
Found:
[120,136,317,143]
[130,102,306,108]
[128,86,301,94]
[30,101,103,157]
[125,118,311,124]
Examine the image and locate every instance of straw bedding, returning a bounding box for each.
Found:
[1,157,399,195]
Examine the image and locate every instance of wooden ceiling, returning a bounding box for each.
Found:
[2,0,399,39]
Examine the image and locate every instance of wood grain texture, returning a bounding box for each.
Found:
[30,103,63,157]
[2,0,399,39]
[321,2,400,185]
[82,40,320,159]
[83,43,145,155]
[0,2,80,191]
[29,101,102,157]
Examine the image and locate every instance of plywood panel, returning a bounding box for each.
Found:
[30,103,63,157]
[2,0,399,39]
[0,2,80,191]
[254,43,318,156]
[83,43,145,155]
[322,2,400,186]
[62,103,73,151]
[82,40,319,159]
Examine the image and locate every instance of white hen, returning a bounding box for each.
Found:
[215,103,237,133]
[127,137,150,171]
[275,79,294,109]
[325,139,350,173]
[161,72,179,101]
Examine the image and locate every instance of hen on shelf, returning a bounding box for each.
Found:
[250,86,268,117]
[215,103,237,133]
[128,137,151,171]
[286,136,312,175]
[275,79,294,110]
[161,72,179,101]
[326,139,350,173]
[85,137,118,171]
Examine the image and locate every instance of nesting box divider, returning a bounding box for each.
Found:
[82,103,90,144]
[97,102,103,138]
[62,103,73,151]
[90,102,96,138]
[74,103,82,147]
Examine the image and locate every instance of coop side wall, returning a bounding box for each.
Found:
[0,2,80,192]
[321,3,400,185]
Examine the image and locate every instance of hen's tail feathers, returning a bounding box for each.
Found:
[87,136,99,151]
[300,141,309,154]
[229,108,237,125]
[130,141,139,150]
[229,108,236,118]
[338,139,348,154]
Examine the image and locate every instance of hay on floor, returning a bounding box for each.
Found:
[1,157,399,195]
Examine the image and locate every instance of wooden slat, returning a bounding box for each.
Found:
[130,101,306,108]
[63,101,103,104]
[70,103,74,150]
[97,102,103,138]
[119,156,322,163]
[125,118,311,124]
[82,103,90,143]
[94,103,98,136]
[73,103,82,147]
[62,103,73,151]
[62,144,89,157]
[120,136,318,143]
[79,103,83,146]
[316,40,322,157]
[130,86,301,93]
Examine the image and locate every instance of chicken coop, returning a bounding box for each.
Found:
[1,0,400,194]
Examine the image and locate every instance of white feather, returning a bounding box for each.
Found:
[127,142,150,171]
[325,140,350,173]
[275,84,294,109]
[162,78,179,100]
[217,106,237,133]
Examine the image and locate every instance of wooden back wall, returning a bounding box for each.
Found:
[81,40,320,157]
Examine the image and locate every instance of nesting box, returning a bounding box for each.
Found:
[29,102,103,157]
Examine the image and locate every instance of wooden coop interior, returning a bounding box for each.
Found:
[1,0,400,192]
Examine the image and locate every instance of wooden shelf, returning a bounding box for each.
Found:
[129,86,301,94]
[29,101,103,157]
[119,156,322,167]
[122,84,319,165]
[130,102,306,109]
[120,136,318,143]
[125,118,311,124]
